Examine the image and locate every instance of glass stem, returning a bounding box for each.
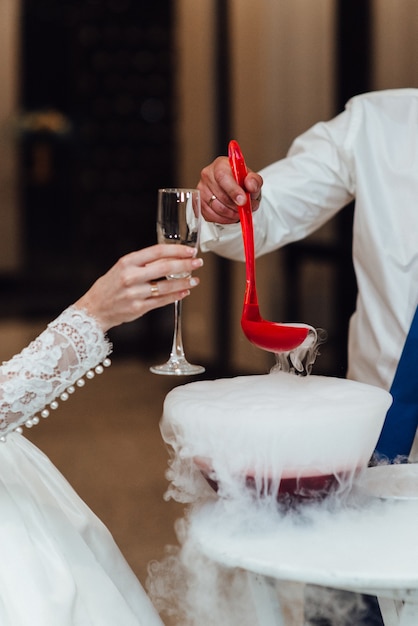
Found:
[170,299,185,360]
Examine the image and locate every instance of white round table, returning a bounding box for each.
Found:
[188,494,418,625]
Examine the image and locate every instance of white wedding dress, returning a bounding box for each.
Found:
[0,307,164,626]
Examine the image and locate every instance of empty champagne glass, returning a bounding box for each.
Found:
[150,188,205,376]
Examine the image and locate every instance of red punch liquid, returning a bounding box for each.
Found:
[200,468,353,503]
[241,304,310,352]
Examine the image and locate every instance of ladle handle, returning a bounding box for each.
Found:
[228,140,258,306]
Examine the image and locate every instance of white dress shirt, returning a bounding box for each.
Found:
[200,89,418,391]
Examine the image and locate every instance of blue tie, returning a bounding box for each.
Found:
[374,305,418,462]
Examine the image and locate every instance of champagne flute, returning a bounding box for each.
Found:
[150,188,205,376]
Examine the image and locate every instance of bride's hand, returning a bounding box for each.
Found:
[74,244,203,332]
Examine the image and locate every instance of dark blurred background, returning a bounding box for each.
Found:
[0,0,418,376]
[15,0,175,356]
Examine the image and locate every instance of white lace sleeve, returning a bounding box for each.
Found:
[0,306,112,438]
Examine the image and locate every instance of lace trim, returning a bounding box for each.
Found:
[0,306,112,436]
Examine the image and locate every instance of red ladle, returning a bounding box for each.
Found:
[228,140,315,352]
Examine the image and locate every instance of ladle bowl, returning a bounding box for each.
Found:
[241,304,314,353]
[228,140,315,353]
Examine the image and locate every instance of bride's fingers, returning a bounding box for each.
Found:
[144,275,200,300]
[143,257,203,284]
[113,252,203,288]
[140,290,191,317]
[128,244,197,267]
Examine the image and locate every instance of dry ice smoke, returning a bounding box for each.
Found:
[147,496,390,625]
[272,326,327,375]
[147,513,261,626]
[147,350,392,625]
[159,370,391,506]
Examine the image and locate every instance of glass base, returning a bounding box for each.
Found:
[150,357,205,376]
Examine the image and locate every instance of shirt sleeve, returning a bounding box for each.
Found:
[199,107,356,261]
[0,306,112,438]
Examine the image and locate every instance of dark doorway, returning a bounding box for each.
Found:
[17,0,175,355]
